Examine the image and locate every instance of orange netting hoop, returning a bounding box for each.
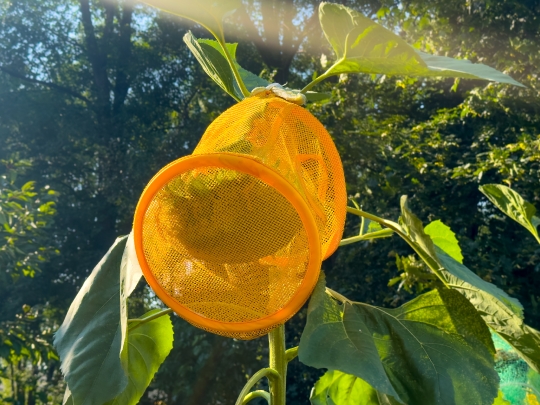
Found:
[133,152,322,336]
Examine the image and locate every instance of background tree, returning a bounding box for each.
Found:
[0,158,59,404]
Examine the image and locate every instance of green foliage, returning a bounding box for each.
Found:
[2,0,538,403]
[183,32,272,101]
[318,3,426,76]
[424,219,464,263]
[0,159,60,403]
[299,273,498,405]
[493,323,540,376]
[480,184,540,244]
[0,0,232,401]
[312,2,522,89]
[400,202,540,373]
[388,254,438,295]
[184,33,331,104]
[183,32,243,101]
[0,158,57,281]
[492,332,540,404]
[310,370,399,405]
[64,309,173,405]
[415,52,524,87]
[399,197,524,316]
[54,235,143,405]
[181,1,522,106]
[436,248,540,373]
[104,310,173,405]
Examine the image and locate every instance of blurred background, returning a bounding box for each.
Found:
[0,0,539,403]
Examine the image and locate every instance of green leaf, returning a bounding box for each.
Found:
[21,181,35,192]
[185,34,331,103]
[416,51,525,87]
[237,68,270,92]
[366,219,383,233]
[311,370,400,405]
[63,311,173,405]
[183,32,242,101]
[494,324,540,374]
[435,248,524,320]
[299,274,499,405]
[400,197,523,318]
[103,310,174,405]
[317,3,522,86]
[399,199,540,372]
[480,184,540,244]
[492,332,540,403]
[196,37,273,95]
[54,234,143,405]
[319,3,426,76]
[310,369,340,405]
[141,0,241,39]
[424,219,464,263]
[434,249,540,372]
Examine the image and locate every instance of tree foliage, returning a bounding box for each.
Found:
[1,0,539,403]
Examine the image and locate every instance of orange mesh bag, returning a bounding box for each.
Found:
[133,93,347,339]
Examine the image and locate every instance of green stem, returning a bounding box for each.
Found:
[339,228,394,246]
[300,73,329,93]
[300,70,336,93]
[300,57,348,93]
[285,346,298,362]
[359,215,366,236]
[269,324,287,405]
[345,206,449,288]
[242,390,271,404]
[235,368,279,405]
[128,308,173,331]
[216,33,250,98]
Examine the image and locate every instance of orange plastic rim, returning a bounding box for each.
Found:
[133,152,322,335]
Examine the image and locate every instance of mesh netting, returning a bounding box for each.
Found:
[493,333,540,404]
[134,93,346,339]
[193,93,346,258]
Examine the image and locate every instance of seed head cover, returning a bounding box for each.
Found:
[133,93,346,339]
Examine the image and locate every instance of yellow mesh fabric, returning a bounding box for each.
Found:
[193,94,346,258]
[134,93,346,339]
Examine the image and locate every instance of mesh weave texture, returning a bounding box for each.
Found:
[193,94,347,258]
[134,93,346,339]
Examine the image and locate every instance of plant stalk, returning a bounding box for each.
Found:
[345,206,449,288]
[216,30,250,98]
[268,324,287,405]
[242,390,271,404]
[339,228,394,246]
[235,368,278,405]
[285,346,298,362]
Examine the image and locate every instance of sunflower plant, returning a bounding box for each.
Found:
[54,2,540,405]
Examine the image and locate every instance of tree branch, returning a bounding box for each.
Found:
[0,66,89,103]
[79,0,111,111]
[112,3,133,114]
[101,0,115,46]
